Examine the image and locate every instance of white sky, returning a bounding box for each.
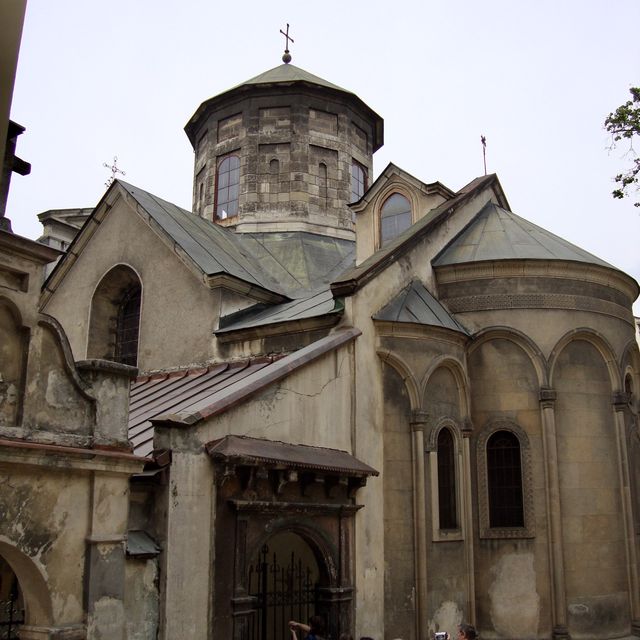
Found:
[7,0,640,307]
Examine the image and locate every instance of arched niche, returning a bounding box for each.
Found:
[87,265,142,365]
[0,540,53,629]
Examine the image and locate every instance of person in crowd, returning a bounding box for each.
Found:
[457,623,478,640]
[289,615,326,640]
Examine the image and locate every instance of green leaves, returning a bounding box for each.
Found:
[605,87,640,207]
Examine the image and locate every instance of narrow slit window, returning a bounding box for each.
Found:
[115,284,141,367]
[437,428,457,529]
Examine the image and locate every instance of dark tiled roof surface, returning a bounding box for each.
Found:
[206,434,378,477]
[373,280,468,334]
[433,201,614,268]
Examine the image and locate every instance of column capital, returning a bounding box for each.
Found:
[410,410,429,431]
[539,387,556,407]
[612,391,630,412]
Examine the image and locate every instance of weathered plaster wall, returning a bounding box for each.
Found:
[381,364,415,640]
[42,196,222,371]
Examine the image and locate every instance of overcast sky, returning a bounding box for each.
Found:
[7,0,640,307]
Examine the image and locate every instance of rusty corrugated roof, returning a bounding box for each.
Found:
[206,434,378,477]
[128,328,361,457]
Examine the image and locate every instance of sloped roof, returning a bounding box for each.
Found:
[116,181,288,297]
[332,174,503,296]
[373,280,468,334]
[217,288,342,334]
[240,63,348,93]
[206,435,378,477]
[241,232,355,298]
[128,328,361,456]
[433,201,615,269]
[185,63,383,150]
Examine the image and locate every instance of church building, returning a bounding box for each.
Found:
[2,42,640,640]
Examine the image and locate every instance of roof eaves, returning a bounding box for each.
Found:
[151,327,361,427]
[332,174,498,297]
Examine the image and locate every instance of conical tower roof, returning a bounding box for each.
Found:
[185,62,383,149]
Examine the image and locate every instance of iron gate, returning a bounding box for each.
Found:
[248,543,319,640]
[0,575,23,640]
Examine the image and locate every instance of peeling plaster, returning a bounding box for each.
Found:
[428,600,462,639]
[488,552,540,639]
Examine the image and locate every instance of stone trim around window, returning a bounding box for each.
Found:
[426,417,465,542]
[476,420,535,539]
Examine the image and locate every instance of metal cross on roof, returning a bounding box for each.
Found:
[481,135,487,176]
[103,156,126,188]
[280,23,294,63]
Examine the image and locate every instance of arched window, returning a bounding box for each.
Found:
[437,428,457,529]
[487,430,524,528]
[215,154,240,220]
[115,284,141,366]
[88,265,142,367]
[351,160,367,203]
[380,193,411,245]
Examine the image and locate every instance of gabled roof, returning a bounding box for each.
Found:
[43,180,360,308]
[116,181,289,297]
[373,280,468,335]
[433,201,615,269]
[332,174,505,296]
[350,162,455,210]
[128,328,361,456]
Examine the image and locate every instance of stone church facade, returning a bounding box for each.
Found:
[3,50,640,640]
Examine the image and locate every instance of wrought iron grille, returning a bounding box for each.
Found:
[248,543,319,640]
[0,575,24,640]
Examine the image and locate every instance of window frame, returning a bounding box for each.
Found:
[427,419,464,542]
[114,283,141,367]
[350,160,367,204]
[379,192,412,247]
[214,153,240,220]
[477,421,535,539]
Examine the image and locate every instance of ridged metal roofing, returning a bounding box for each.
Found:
[433,201,614,268]
[206,435,378,477]
[217,288,342,334]
[117,181,355,299]
[128,329,361,457]
[373,280,468,334]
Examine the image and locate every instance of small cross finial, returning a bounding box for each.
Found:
[103,156,126,188]
[280,23,294,64]
[480,135,487,176]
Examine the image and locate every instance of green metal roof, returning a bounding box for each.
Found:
[239,63,349,93]
[116,181,355,299]
[433,201,615,269]
[373,280,468,334]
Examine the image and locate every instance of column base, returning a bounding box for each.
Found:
[19,624,85,640]
[552,625,570,640]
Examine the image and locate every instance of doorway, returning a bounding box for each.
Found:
[0,555,24,640]
[248,532,321,640]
